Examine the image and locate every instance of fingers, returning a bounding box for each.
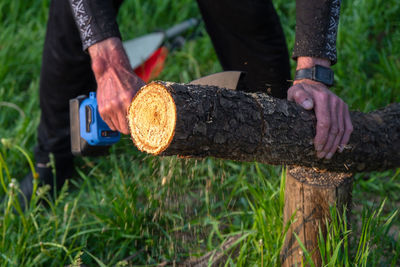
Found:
[98,100,117,131]
[320,99,353,158]
[288,80,353,160]
[312,90,331,157]
[339,104,353,151]
[106,119,117,131]
[324,99,343,159]
[100,114,117,131]
[287,84,314,110]
[117,92,137,134]
[99,98,132,135]
[117,106,130,134]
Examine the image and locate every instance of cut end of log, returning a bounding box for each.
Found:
[128,81,176,155]
[288,166,353,187]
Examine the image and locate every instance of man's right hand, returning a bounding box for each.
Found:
[88,37,145,134]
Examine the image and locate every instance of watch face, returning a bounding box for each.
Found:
[314,65,334,86]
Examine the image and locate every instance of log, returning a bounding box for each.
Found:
[128,81,400,172]
[281,166,353,267]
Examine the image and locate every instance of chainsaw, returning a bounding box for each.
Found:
[70,18,200,156]
[69,19,245,156]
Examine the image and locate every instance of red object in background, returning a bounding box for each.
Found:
[134,46,169,83]
[124,18,199,82]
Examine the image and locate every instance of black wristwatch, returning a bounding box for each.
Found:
[295,64,334,87]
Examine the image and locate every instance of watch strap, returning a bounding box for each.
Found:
[295,65,334,87]
[295,68,313,81]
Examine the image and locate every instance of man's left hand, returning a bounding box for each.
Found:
[287,57,353,159]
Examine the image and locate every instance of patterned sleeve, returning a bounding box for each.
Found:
[68,0,122,51]
[292,0,341,64]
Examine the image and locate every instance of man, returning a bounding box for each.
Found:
[20,0,352,202]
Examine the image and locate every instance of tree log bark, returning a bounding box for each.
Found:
[128,81,400,172]
[281,167,353,267]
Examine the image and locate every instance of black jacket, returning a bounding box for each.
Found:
[68,0,341,64]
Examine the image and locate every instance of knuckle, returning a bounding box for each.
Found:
[317,121,330,130]
[287,86,298,95]
[334,98,341,106]
[109,98,119,107]
[122,94,130,103]
[340,102,347,111]
[294,89,303,98]
[347,125,354,133]
[287,86,295,93]
[314,91,328,101]
[123,96,133,106]
[98,106,106,115]
[288,86,301,101]
[330,127,339,135]
[104,104,113,113]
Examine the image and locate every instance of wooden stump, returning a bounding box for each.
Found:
[281,166,353,267]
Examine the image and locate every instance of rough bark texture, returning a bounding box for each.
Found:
[281,166,353,267]
[129,81,400,172]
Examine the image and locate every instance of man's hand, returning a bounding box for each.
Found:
[88,37,145,134]
[287,57,353,159]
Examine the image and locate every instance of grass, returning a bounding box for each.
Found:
[0,0,399,266]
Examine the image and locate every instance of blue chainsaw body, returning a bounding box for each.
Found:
[79,92,120,146]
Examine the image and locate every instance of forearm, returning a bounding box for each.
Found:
[293,0,341,65]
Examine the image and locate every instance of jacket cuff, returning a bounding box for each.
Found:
[292,0,341,65]
[69,0,122,51]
